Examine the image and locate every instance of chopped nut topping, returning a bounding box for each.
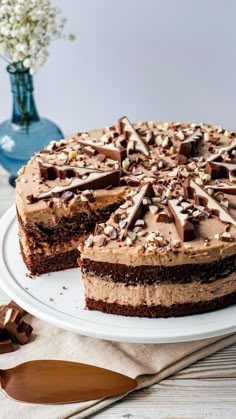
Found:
[149,205,158,214]
[69,151,77,160]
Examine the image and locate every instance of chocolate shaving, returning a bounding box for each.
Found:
[183,179,236,226]
[178,130,202,157]
[118,116,150,157]
[168,199,195,241]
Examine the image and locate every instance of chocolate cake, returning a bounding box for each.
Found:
[16,116,236,317]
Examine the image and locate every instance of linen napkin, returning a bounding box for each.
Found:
[1,315,236,419]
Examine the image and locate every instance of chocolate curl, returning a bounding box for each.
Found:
[168,199,195,242]
[75,137,126,163]
[206,161,236,183]
[178,130,202,157]
[118,116,150,157]
[30,170,121,202]
[183,179,236,226]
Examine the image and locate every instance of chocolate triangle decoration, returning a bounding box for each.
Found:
[168,199,195,242]
[29,170,120,202]
[118,116,150,157]
[75,136,126,163]
[183,179,236,226]
[206,140,236,163]
[178,130,202,157]
[206,183,236,195]
[38,162,104,181]
[123,183,154,231]
[206,161,236,183]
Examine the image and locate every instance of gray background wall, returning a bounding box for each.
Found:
[1,0,236,136]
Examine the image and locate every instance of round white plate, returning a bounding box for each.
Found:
[0,205,236,343]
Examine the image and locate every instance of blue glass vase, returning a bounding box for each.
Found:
[0,64,63,186]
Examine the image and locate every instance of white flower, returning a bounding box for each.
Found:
[0,42,7,55]
[23,57,31,68]
[0,0,75,73]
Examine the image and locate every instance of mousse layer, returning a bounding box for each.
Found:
[82,271,236,307]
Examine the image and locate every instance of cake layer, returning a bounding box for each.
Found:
[82,255,236,284]
[86,292,236,318]
[82,271,236,308]
[17,200,123,245]
[20,240,79,275]
[19,221,83,275]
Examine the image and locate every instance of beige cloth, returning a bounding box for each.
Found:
[0,315,236,419]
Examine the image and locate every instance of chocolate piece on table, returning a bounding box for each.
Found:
[0,335,15,354]
[156,211,172,223]
[183,179,236,226]
[4,308,33,345]
[0,305,8,328]
[118,116,150,157]
[168,199,195,242]
[178,130,202,157]
[7,300,27,316]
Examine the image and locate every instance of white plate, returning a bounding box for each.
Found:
[0,205,236,343]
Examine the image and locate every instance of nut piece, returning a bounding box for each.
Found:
[149,205,158,215]
[162,136,173,149]
[122,157,130,171]
[17,165,26,176]
[69,150,77,160]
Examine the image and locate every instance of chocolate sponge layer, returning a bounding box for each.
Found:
[86,291,236,318]
[82,254,236,285]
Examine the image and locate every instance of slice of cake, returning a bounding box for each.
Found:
[16,117,236,317]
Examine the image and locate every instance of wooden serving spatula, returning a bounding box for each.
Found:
[0,360,138,404]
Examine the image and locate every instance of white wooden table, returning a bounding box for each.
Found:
[0,166,236,419]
